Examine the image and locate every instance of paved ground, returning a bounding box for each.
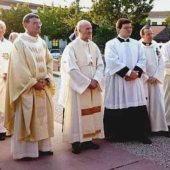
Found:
[1,76,170,170]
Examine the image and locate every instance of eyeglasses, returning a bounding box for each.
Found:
[32,22,42,26]
[122,27,132,30]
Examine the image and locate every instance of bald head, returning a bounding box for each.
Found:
[0,20,6,39]
[76,20,92,41]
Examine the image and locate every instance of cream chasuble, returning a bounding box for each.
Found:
[161,41,170,125]
[0,38,12,113]
[4,33,55,142]
[140,40,168,132]
[59,37,104,143]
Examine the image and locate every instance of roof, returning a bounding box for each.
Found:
[148,11,170,18]
[0,0,50,9]
[151,25,169,42]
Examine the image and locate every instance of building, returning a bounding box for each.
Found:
[148,11,169,25]
[0,0,67,51]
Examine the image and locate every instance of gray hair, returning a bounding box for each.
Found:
[0,20,6,30]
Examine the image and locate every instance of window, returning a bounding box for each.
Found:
[152,22,157,25]
[52,39,59,48]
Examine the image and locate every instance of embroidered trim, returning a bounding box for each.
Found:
[81,106,101,116]
[83,129,101,138]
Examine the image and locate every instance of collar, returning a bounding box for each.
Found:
[0,37,4,42]
[117,36,130,42]
[78,37,90,45]
[142,42,152,46]
[24,32,39,42]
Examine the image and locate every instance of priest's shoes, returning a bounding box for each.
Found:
[22,157,33,161]
[39,151,53,156]
[72,142,81,154]
[139,137,152,144]
[0,133,6,141]
[81,141,100,150]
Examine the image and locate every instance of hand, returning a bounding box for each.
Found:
[33,82,44,90]
[3,73,7,80]
[125,76,132,81]
[148,77,158,85]
[129,71,138,80]
[88,79,98,90]
[39,79,48,88]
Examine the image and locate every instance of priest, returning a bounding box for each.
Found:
[104,18,151,144]
[139,25,169,136]
[4,13,55,160]
[0,20,13,141]
[58,20,104,154]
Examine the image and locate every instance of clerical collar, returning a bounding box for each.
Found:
[78,37,90,45]
[117,36,130,42]
[142,42,152,46]
[0,37,4,42]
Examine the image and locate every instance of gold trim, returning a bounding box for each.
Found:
[83,129,101,138]
[81,106,101,116]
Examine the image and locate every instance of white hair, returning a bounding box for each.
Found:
[76,20,91,31]
[0,20,6,30]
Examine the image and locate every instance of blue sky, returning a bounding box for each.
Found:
[17,0,170,11]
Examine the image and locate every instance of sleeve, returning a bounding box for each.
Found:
[93,46,104,91]
[153,46,164,83]
[104,40,129,77]
[133,43,146,78]
[63,45,91,94]
[161,43,170,75]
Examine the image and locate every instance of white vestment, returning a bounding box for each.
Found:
[104,38,146,109]
[58,37,104,143]
[140,40,168,131]
[6,33,54,159]
[161,41,170,126]
[0,38,12,133]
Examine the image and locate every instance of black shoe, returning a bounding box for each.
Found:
[81,141,100,150]
[0,133,6,141]
[39,151,53,156]
[22,157,32,161]
[140,137,152,144]
[72,142,81,154]
[159,131,170,137]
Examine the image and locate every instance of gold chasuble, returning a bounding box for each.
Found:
[59,37,104,143]
[4,33,55,142]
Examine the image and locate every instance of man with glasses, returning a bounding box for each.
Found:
[4,13,55,160]
[104,18,151,144]
[139,26,170,137]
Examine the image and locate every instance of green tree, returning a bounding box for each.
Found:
[0,3,31,37]
[165,12,170,26]
[90,0,154,39]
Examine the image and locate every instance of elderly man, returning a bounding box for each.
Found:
[0,20,12,141]
[58,20,104,154]
[4,13,55,161]
[104,18,151,144]
[139,25,169,136]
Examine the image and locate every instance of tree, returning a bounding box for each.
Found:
[0,3,31,37]
[165,12,170,26]
[90,0,154,39]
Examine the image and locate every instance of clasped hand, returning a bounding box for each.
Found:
[125,71,138,81]
[88,79,98,90]
[33,79,48,90]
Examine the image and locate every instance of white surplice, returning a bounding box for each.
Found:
[161,41,170,126]
[58,37,104,143]
[104,38,146,109]
[0,38,12,133]
[140,40,168,132]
